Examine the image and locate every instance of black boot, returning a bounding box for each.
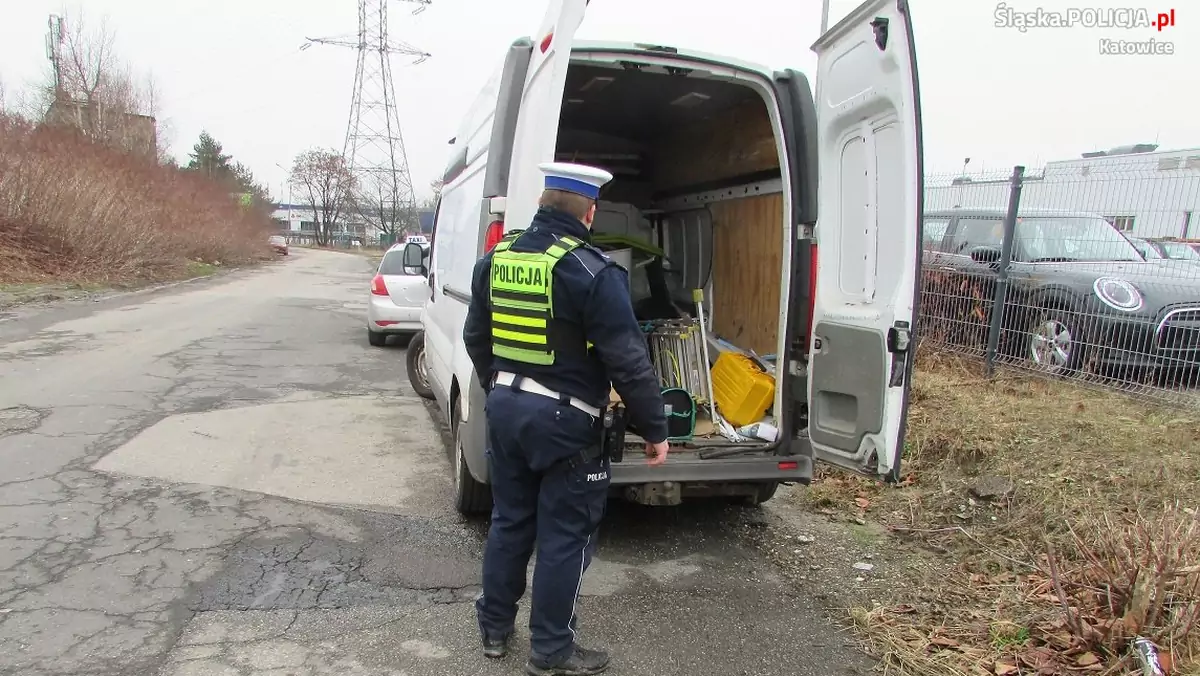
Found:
[481,632,511,659]
[525,645,610,676]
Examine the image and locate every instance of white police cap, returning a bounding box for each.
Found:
[539,162,614,200]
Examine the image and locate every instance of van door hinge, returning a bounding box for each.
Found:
[887,322,911,388]
[787,359,808,403]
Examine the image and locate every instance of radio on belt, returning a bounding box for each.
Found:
[601,404,626,463]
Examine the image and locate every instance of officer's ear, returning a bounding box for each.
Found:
[584,202,597,227]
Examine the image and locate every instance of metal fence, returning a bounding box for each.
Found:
[918,156,1200,406]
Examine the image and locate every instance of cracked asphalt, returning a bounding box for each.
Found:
[0,248,874,676]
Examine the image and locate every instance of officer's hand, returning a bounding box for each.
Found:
[645,440,669,466]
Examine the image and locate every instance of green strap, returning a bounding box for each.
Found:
[592,233,666,258]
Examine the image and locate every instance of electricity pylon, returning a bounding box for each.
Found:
[304,0,430,242]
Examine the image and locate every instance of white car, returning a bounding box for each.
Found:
[366,243,429,347]
[268,234,289,255]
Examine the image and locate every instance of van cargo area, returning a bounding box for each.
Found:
[555,50,792,457]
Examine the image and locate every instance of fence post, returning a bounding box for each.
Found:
[984,165,1026,376]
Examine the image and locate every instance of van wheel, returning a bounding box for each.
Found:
[452,402,492,516]
[367,329,387,347]
[405,332,435,400]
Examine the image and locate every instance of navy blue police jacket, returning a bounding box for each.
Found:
[463,206,669,445]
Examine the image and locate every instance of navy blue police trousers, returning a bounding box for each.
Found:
[475,384,611,663]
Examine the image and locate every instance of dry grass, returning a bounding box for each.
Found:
[796,350,1200,675]
[0,114,273,286]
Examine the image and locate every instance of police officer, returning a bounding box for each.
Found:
[463,162,669,676]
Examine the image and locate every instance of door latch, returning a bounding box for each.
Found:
[886,323,912,387]
[887,324,911,353]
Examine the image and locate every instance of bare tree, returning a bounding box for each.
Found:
[57,13,118,105]
[6,81,52,122]
[141,76,173,164]
[36,10,160,157]
[351,175,418,244]
[290,149,355,247]
[420,181,442,212]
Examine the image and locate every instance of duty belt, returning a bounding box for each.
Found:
[491,371,601,418]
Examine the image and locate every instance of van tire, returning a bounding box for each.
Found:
[452,402,492,516]
[405,332,435,400]
[367,329,387,347]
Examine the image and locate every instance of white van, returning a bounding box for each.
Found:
[405,0,924,514]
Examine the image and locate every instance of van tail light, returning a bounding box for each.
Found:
[484,219,505,252]
[370,274,388,296]
[539,33,553,53]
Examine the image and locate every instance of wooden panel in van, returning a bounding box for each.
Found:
[652,98,779,192]
[709,193,784,356]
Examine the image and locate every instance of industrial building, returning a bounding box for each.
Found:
[269,204,435,244]
[926,145,1200,239]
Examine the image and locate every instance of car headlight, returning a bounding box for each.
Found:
[1093,277,1144,312]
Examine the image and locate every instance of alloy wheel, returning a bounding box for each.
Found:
[1029,318,1073,373]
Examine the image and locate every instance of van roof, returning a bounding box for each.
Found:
[571,40,774,78]
[926,207,1107,220]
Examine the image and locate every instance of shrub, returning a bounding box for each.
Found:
[0,114,272,284]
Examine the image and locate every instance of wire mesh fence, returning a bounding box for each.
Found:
[919,155,1200,406]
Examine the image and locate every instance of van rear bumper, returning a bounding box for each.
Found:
[609,453,812,484]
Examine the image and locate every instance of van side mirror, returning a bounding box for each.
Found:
[402,242,427,276]
[969,245,1003,267]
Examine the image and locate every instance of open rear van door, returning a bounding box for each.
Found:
[502,0,590,230]
[806,0,924,482]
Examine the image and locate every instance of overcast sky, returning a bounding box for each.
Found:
[1,0,1194,203]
